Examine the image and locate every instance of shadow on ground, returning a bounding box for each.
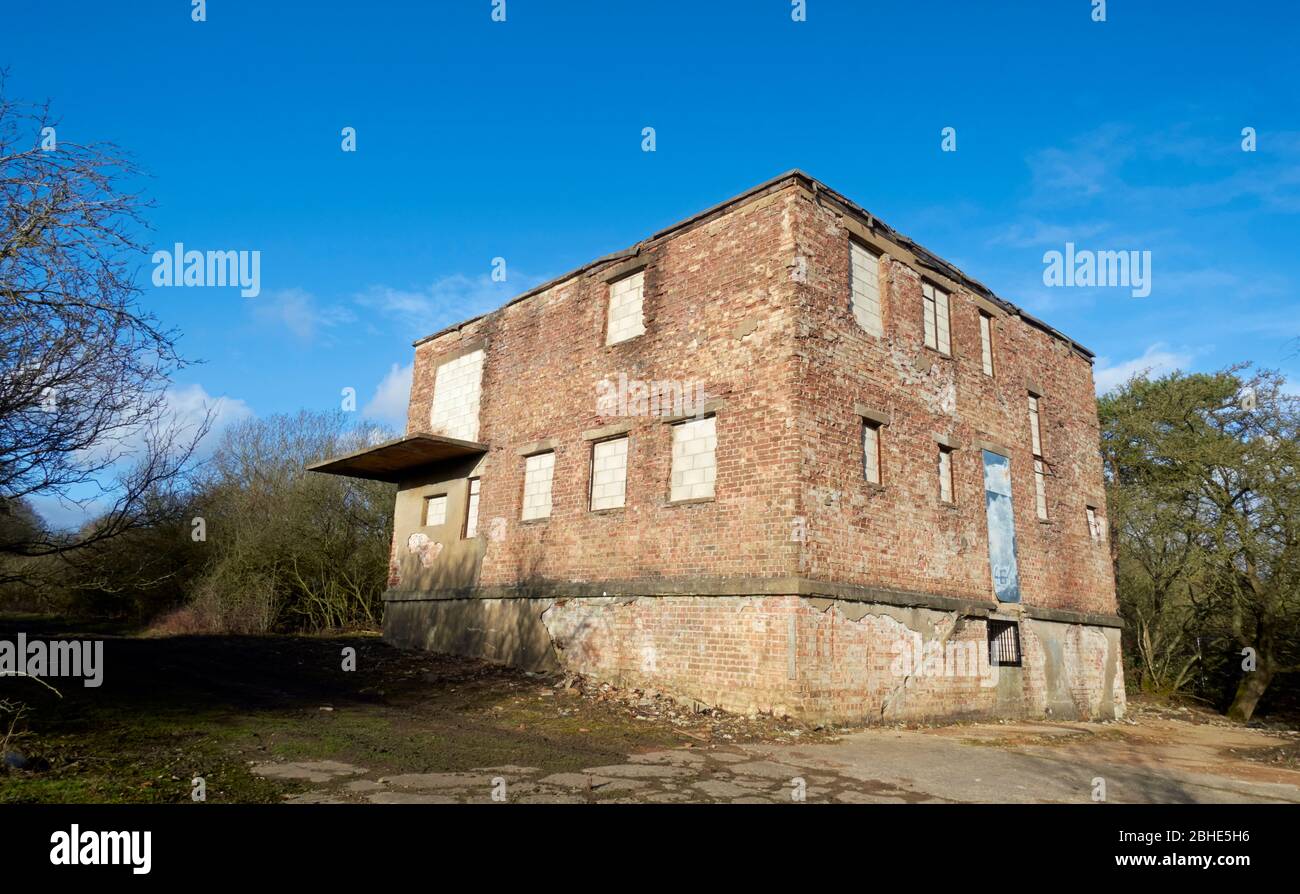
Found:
[3,616,1298,805]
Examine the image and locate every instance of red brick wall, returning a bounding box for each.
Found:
[788,190,1118,618]
[386,175,1125,722]
[536,594,1120,721]
[396,177,1118,619]
[406,185,805,588]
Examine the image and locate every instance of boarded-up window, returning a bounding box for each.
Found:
[850,242,883,337]
[1086,505,1104,541]
[464,477,481,538]
[1033,459,1048,520]
[670,415,716,502]
[922,282,951,354]
[606,270,646,345]
[521,452,555,521]
[1028,394,1043,456]
[424,494,447,527]
[1029,394,1047,519]
[938,445,954,503]
[590,437,628,511]
[429,349,485,442]
[979,311,995,376]
[863,420,882,485]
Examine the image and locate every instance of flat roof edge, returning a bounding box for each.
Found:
[411,169,1095,361]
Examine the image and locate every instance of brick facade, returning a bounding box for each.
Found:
[361,171,1125,723]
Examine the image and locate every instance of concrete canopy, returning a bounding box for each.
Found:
[307,433,488,483]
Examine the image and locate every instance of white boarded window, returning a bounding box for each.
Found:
[979,312,994,376]
[606,270,646,345]
[922,283,951,355]
[1086,505,1105,541]
[590,437,629,511]
[429,349,485,442]
[464,478,481,538]
[1029,394,1047,519]
[938,445,954,503]
[424,494,448,527]
[1033,459,1048,520]
[670,415,716,502]
[521,452,555,521]
[863,421,882,485]
[1028,394,1043,456]
[850,242,883,337]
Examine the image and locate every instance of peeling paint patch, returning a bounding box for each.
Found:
[406,532,443,568]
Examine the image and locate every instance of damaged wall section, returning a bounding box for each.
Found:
[385,593,1124,724]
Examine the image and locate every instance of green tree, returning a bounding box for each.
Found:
[1100,366,1300,721]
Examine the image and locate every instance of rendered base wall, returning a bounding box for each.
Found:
[383,593,1126,724]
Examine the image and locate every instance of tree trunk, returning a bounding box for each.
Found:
[1226,665,1273,722]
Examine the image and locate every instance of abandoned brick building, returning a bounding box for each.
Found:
[312,170,1126,723]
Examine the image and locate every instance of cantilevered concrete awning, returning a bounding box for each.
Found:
[307,432,488,483]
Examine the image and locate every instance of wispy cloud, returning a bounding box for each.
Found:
[987,219,1108,249]
[163,383,256,459]
[35,383,254,531]
[1093,343,1195,394]
[362,362,413,430]
[356,270,547,337]
[1025,125,1136,206]
[252,288,355,343]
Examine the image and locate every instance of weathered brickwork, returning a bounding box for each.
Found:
[788,188,1117,617]
[405,184,802,586]
[365,172,1126,723]
[385,594,1124,722]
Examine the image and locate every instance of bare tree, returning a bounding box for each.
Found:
[0,75,206,560]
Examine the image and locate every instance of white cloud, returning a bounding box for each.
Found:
[253,288,354,342]
[163,383,256,459]
[987,220,1107,249]
[1093,343,1193,394]
[356,270,546,337]
[31,384,254,531]
[362,362,412,430]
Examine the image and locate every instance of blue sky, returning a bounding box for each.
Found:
[6,1,1299,526]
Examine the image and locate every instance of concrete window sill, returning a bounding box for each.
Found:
[666,497,715,507]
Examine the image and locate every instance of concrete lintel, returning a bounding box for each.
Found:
[581,421,634,442]
[428,337,486,366]
[516,438,558,456]
[382,575,1124,629]
[971,294,1006,318]
[658,398,724,424]
[601,256,647,283]
[975,439,1012,458]
[854,403,891,426]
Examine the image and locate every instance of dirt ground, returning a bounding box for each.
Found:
[2,617,1297,804]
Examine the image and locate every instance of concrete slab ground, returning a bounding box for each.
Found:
[254,716,1300,805]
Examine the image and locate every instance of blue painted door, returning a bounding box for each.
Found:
[982,450,1021,603]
